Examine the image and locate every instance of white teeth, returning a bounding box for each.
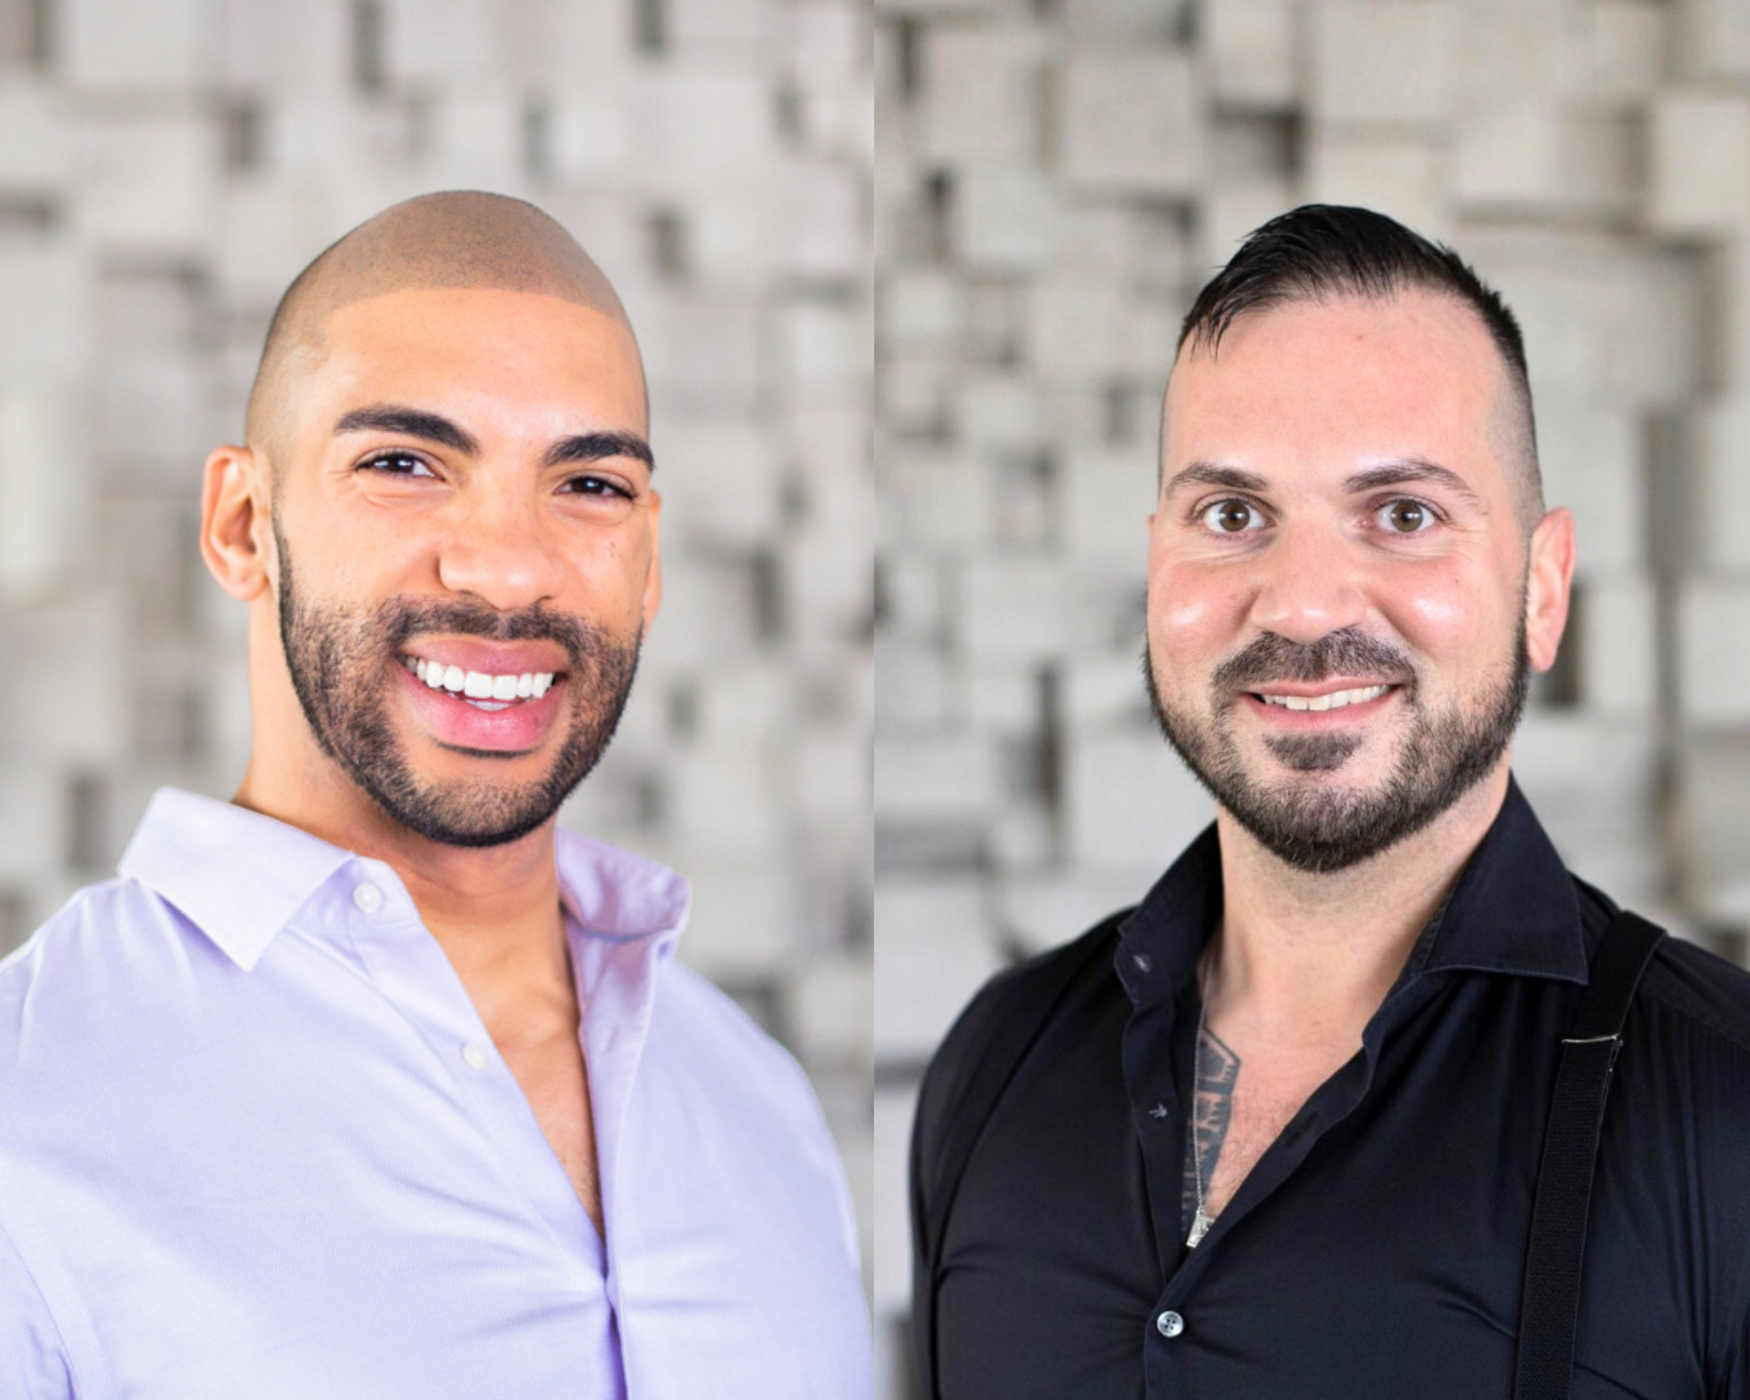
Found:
[401,656,559,704]
[1259,684,1392,712]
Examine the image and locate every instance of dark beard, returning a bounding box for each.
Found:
[1144,619,1528,874]
[275,522,640,848]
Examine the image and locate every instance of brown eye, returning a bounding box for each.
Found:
[559,475,630,499]
[360,452,435,478]
[1203,499,1261,534]
[1382,499,1432,533]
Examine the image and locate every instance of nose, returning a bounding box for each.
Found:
[1246,521,1370,643]
[435,491,565,614]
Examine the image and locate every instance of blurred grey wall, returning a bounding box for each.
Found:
[872,0,1750,1393]
[0,0,874,1290]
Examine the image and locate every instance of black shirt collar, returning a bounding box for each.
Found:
[1116,774,1588,1008]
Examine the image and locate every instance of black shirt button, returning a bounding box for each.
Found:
[1156,1310,1185,1339]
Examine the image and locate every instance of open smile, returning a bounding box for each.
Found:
[1240,681,1403,723]
[394,651,570,753]
[399,653,558,710]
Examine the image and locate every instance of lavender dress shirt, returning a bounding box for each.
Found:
[0,789,871,1399]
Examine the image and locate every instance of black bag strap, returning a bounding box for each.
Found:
[913,913,1123,1399]
[1513,908,1665,1400]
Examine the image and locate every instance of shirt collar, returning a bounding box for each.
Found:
[119,788,356,970]
[1405,774,1586,984]
[119,788,692,971]
[554,828,690,955]
[1116,774,1588,1007]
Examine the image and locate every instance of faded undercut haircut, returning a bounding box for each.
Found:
[244,190,642,470]
[1175,204,1544,533]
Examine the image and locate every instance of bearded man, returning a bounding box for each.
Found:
[911,206,1750,1399]
[0,192,871,1399]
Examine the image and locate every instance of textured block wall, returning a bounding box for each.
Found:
[0,0,874,1294]
[872,0,1750,1393]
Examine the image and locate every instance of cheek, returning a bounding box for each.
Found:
[1387,564,1511,668]
[1146,562,1245,674]
[561,528,654,609]
[1153,582,1211,632]
[575,522,646,576]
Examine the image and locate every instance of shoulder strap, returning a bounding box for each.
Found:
[912,912,1125,1400]
[1513,908,1665,1400]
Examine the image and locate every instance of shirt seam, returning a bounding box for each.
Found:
[0,1208,86,1398]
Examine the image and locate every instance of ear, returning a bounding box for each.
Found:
[1524,507,1575,673]
[200,445,274,602]
[640,489,663,630]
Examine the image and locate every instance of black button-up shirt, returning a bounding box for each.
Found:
[913,779,1750,1397]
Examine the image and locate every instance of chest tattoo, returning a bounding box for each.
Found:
[1182,1023,1241,1235]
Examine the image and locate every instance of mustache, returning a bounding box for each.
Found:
[1210,627,1415,693]
[376,597,604,669]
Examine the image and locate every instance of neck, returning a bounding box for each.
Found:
[1203,765,1511,1049]
[232,752,573,1011]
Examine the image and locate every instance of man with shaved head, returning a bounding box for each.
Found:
[0,192,872,1399]
[911,207,1750,1398]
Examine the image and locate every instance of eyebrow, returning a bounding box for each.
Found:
[333,405,654,473]
[543,431,655,472]
[1343,459,1486,512]
[1163,457,1486,511]
[1162,462,1270,499]
[335,405,480,455]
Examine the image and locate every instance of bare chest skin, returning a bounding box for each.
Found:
[490,1015,603,1233]
[1188,1024,1361,1223]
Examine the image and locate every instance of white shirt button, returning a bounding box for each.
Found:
[461,1043,489,1071]
[1156,1310,1185,1339]
[351,882,384,914]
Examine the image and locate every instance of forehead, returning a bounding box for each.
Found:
[293,286,647,439]
[1164,291,1510,483]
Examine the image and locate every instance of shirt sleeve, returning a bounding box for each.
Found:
[0,1220,76,1399]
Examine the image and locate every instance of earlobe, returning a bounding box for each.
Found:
[200,445,273,603]
[1524,507,1576,674]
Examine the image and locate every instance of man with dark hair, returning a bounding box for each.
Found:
[912,205,1750,1398]
[0,192,872,1399]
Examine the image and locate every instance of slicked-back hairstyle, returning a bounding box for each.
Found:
[1176,204,1544,531]
[245,190,642,469]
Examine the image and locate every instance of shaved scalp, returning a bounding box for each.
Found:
[245,190,640,463]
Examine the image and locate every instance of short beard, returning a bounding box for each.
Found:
[1144,618,1529,874]
[275,522,641,848]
